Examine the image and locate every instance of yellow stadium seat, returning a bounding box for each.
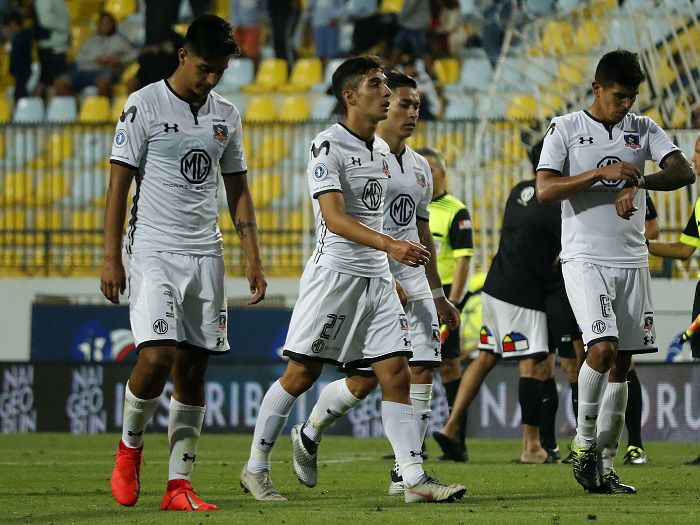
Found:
[540,20,575,56]
[35,209,63,230]
[119,61,139,85]
[250,172,283,208]
[79,96,111,123]
[656,60,677,89]
[214,0,230,19]
[0,209,27,246]
[2,172,34,205]
[380,0,404,13]
[0,131,5,159]
[643,107,664,127]
[27,132,74,169]
[244,95,277,123]
[433,58,460,86]
[70,24,92,60]
[574,20,604,53]
[67,0,103,25]
[557,56,589,89]
[104,0,137,21]
[35,171,69,206]
[111,95,128,122]
[506,94,538,121]
[278,95,310,122]
[242,58,288,93]
[249,135,288,168]
[0,95,10,123]
[280,58,323,92]
[255,209,279,230]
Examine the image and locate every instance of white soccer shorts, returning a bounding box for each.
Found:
[404,297,441,367]
[478,292,549,359]
[282,263,412,368]
[562,260,656,354]
[124,251,229,353]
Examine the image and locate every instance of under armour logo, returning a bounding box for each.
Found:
[164,123,179,133]
[579,136,593,144]
[182,453,196,462]
[216,337,225,347]
[420,413,430,420]
[403,337,410,347]
[409,450,424,458]
[126,430,143,436]
[350,156,361,166]
[326,408,341,418]
[584,414,598,421]
[260,438,275,447]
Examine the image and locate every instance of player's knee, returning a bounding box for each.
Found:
[439,358,461,382]
[409,365,433,384]
[587,341,617,370]
[280,360,322,396]
[609,353,632,381]
[380,366,412,397]
[137,347,176,377]
[346,375,378,399]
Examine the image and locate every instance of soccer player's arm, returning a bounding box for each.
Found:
[536,119,639,203]
[644,193,660,240]
[221,113,266,305]
[648,202,698,260]
[101,93,145,304]
[446,208,473,305]
[639,119,695,191]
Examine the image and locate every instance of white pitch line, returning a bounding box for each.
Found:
[0,456,379,467]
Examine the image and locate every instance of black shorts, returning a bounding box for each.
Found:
[691,281,700,358]
[545,284,581,359]
[440,284,461,359]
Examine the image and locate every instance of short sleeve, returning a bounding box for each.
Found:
[448,207,474,257]
[537,117,568,175]
[110,92,148,169]
[680,199,700,248]
[308,136,343,198]
[416,154,432,221]
[645,117,680,166]
[220,110,247,175]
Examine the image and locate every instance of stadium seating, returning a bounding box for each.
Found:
[78,96,111,122]
[310,94,338,121]
[280,58,323,93]
[505,94,538,121]
[0,95,11,123]
[433,58,460,87]
[35,170,69,206]
[444,95,476,120]
[574,19,605,52]
[46,97,78,123]
[244,95,277,123]
[2,171,34,206]
[218,58,255,94]
[278,95,311,122]
[311,57,344,93]
[446,54,493,93]
[104,0,137,21]
[242,58,288,93]
[111,95,128,122]
[13,97,45,123]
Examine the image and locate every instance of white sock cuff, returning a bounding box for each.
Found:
[409,383,433,402]
[339,379,362,405]
[170,396,206,414]
[579,361,609,387]
[267,379,298,412]
[125,381,160,409]
[603,381,628,409]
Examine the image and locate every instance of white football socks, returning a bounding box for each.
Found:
[381,400,424,487]
[574,361,609,446]
[597,381,628,473]
[303,378,362,443]
[247,380,297,474]
[121,381,160,449]
[410,383,433,443]
[167,397,205,481]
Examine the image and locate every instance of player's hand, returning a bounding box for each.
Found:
[247,263,267,305]
[615,186,638,220]
[100,256,126,304]
[395,279,408,306]
[596,161,641,184]
[386,239,431,267]
[435,297,460,331]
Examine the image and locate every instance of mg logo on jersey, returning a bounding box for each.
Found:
[362,180,382,210]
[181,149,212,184]
[597,156,624,187]
[389,194,415,226]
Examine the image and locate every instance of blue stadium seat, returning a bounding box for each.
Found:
[218,58,255,94]
[13,97,45,123]
[311,95,337,121]
[46,97,78,123]
[444,95,476,120]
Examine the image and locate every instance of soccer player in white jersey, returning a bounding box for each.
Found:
[239,56,466,504]
[287,70,461,496]
[536,50,694,494]
[101,15,267,511]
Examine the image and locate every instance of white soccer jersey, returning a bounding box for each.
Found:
[538,110,678,267]
[383,146,433,300]
[110,80,247,255]
[307,123,392,277]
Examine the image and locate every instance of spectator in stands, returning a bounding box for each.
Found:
[481,0,516,65]
[230,0,266,63]
[308,0,345,65]
[428,0,463,58]
[267,0,300,65]
[349,0,398,56]
[392,0,430,63]
[128,26,183,93]
[397,53,441,120]
[3,10,32,102]
[33,0,70,98]
[54,12,137,98]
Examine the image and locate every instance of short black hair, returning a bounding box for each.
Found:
[529,137,545,174]
[185,14,239,60]
[595,49,646,88]
[332,55,383,109]
[416,147,445,169]
[385,69,417,91]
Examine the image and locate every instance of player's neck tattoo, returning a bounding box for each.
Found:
[235,219,257,239]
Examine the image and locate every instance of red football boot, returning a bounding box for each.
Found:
[110,440,143,507]
[161,479,218,511]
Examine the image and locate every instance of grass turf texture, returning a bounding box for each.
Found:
[0,434,698,524]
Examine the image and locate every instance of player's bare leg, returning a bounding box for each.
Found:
[434,351,499,461]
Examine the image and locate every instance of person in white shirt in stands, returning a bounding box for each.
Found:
[239,55,466,504]
[101,14,266,512]
[537,49,694,494]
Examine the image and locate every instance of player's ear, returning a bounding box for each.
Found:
[591,81,601,96]
[342,88,357,107]
[178,47,188,65]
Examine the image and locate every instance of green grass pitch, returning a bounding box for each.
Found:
[0,434,698,524]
